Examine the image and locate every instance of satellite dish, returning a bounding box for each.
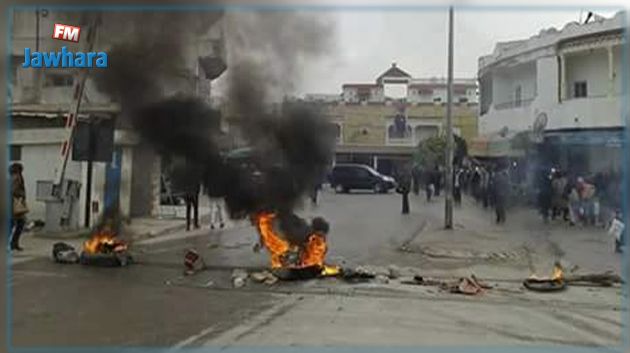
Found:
[532,112,548,143]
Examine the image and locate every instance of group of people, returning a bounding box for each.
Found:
[538,169,618,227]
[408,163,510,223]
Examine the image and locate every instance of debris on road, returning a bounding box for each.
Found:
[233,277,246,288]
[564,271,623,287]
[388,264,402,279]
[52,242,80,264]
[451,277,484,295]
[184,249,206,275]
[250,270,279,285]
[232,269,249,288]
[375,274,390,284]
[403,274,490,295]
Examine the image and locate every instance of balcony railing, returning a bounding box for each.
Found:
[494,98,534,110]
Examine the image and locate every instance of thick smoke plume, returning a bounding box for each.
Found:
[89,10,336,219]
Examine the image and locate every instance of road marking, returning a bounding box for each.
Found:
[201,295,301,347]
[169,325,217,351]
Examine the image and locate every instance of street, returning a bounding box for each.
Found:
[9,190,626,348]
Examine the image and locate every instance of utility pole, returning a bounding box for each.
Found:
[444,6,454,229]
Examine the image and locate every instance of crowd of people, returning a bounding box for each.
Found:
[406,160,625,252]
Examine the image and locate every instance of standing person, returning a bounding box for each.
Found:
[433,165,442,197]
[425,168,434,202]
[538,169,553,223]
[170,157,202,231]
[310,180,322,206]
[9,163,28,251]
[481,168,490,209]
[184,182,200,231]
[453,168,462,206]
[209,196,225,230]
[397,165,412,214]
[493,166,509,224]
[411,165,421,196]
[551,171,568,221]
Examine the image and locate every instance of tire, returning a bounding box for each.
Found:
[373,183,384,194]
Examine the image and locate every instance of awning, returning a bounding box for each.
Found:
[545,129,624,147]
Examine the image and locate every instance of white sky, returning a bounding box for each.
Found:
[214,0,626,98]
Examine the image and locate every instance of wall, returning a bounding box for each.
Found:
[491,63,536,106]
[12,142,84,225]
[565,48,608,98]
[536,56,559,109]
[325,103,478,146]
[547,96,622,130]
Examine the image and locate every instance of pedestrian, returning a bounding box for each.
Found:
[538,169,553,223]
[397,166,412,214]
[209,197,226,230]
[184,183,200,231]
[433,165,442,197]
[9,163,28,251]
[493,165,509,224]
[453,168,462,206]
[411,166,421,196]
[170,157,202,231]
[481,168,490,209]
[551,171,568,221]
[310,181,322,206]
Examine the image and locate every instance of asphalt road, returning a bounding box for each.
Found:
[8,190,627,349]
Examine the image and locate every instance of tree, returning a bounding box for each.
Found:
[414,134,468,169]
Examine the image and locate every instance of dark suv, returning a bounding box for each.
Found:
[328,164,396,193]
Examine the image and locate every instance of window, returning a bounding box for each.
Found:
[10,145,22,161]
[433,97,442,103]
[458,97,468,103]
[514,85,522,107]
[45,73,74,87]
[573,81,587,98]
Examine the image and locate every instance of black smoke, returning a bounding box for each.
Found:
[88,10,336,220]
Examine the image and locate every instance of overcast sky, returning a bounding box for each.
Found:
[297,7,621,95]
[214,0,625,98]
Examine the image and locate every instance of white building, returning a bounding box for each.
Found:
[477,11,626,174]
[341,63,478,105]
[9,10,227,230]
[408,78,478,104]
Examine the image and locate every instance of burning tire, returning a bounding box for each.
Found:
[79,251,133,267]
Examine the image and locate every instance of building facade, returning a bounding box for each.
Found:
[477,11,626,175]
[9,10,227,229]
[313,63,478,176]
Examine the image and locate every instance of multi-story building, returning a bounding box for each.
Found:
[476,11,626,174]
[313,63,478,176]
[9,10,227,229]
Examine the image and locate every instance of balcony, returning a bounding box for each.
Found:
[494,98,534,110]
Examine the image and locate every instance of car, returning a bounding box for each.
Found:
[328,164,396,194]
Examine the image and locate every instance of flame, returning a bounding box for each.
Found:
[255,212,338,276]
[529,264,564,282]
[552,264,564,281]
[83,231,127,255]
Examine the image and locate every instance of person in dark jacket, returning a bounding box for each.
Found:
[397,166,412,214]
[170,158,202,231]
[493,167,510,224]
[9,163,27,251]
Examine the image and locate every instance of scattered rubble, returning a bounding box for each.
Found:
[388,265,402,279]
[52,242,80,264]
[375,275,390,284]
[250,270,279,285]
[232,269,249,288]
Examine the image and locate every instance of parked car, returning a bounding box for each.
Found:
[328,164,396,193]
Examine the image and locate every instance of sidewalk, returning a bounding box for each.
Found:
[9,206,217,265]
[404,194,623,280]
